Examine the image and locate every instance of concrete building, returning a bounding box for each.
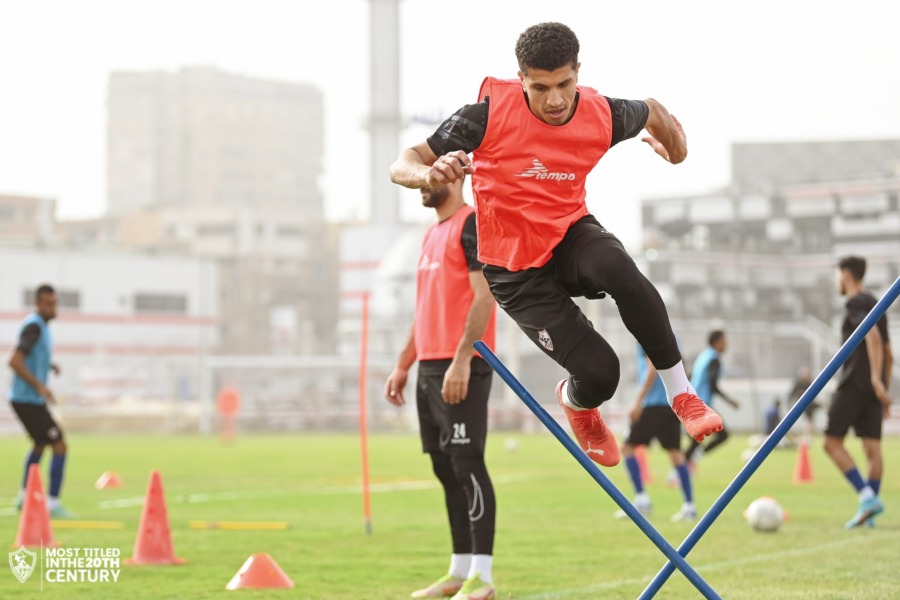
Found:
[732,139,900,190]
[107,66,322,215]
[0,245,218,433]
[0,194,56,245]
[105,67,337,354]
[641,140,900,382]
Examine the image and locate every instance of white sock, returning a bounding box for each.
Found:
[48,496,61,510]
[449,554,471,579]
[657,362,696,404]
[858,486,875,502]
[635,491,650,505]
[468,554,493,584]
[560,380,590,411]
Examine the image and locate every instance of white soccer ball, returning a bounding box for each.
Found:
[504,437,519,453]
[743,496,785,532]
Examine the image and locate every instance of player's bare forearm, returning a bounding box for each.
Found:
[883,342,893,390]
[385,325,417,406]
[453,272,496,365]
[395,324,417,372]
[453,299,494,364]
[865,328,885,388]
[641,98,687,164]
[389,145,435,189]
[390,142,473,188]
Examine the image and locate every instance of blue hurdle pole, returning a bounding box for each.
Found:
[640,276,900,599]
[474,341,721,600]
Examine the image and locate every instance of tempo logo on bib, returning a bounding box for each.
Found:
[515,159,576,182]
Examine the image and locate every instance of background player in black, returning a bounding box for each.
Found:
[824,256,892,528]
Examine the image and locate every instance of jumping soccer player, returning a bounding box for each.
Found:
[384,176,498,600]
[390,22,722,469]
[7,284,72,518]
[617,344,696,522]
[824,256,892,529]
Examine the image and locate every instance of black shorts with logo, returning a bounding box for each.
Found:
[625,405,682,450]
[481,215,617,365]
[417,357,493,457]
[482,215,682,376]
[11,401,64,445]
[825,385,883,439]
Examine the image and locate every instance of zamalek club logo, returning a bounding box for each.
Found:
[537,329,554,352]
[515,159,575,181]
[9,546,37,583]
[8,545,122,586]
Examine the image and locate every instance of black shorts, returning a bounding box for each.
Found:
[625,405,682,450]
[417,357,493,457]
[483,215,682,376]
[824,386,882,439]
[482,215,619,364]
[11,401,64,445]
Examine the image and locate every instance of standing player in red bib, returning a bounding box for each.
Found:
[390,22,722,468]
[384,176,498,600]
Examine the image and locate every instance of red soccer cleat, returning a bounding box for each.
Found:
[555,379,620,467]
[672,392,723,442]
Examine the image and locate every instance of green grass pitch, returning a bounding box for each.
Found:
[1,431,898,598]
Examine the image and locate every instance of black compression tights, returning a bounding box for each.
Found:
[566,237,681,408]
[429,451,496,555]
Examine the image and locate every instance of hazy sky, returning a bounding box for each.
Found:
[2,0,899,250]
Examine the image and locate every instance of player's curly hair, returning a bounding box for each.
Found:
[515,22,579,73]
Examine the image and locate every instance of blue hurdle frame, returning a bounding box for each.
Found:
[475,275,899,599]
[639,276,900,599]
[473,341,722,600]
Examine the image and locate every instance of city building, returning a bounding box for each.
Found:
[0,245,218,433]
[105,67,337,354]
[0,194,56,245]
[641,140,900,382]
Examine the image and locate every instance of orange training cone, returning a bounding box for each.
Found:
[793,440,814,484]
[14,464,59,548]
[125,470,184,565]
[95,471,123,490]
[635,445,653,484]
[226,553,295,590]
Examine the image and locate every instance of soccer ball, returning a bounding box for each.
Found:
[743,496,785,532]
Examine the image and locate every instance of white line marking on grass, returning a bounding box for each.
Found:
[515,535,878,599]
[96,473,531,509]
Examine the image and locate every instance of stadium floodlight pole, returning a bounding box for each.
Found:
[640,275,900,600]
[473,341,721,600]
